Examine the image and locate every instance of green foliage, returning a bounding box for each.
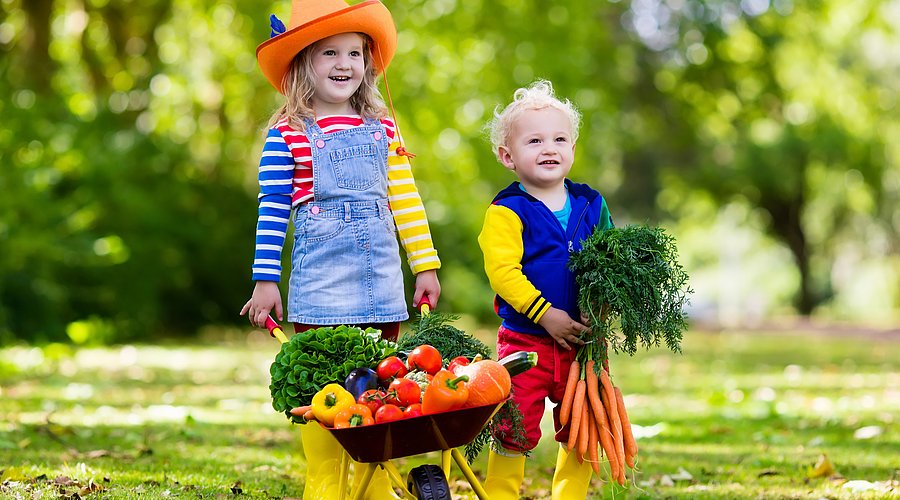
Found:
[570,225,693,359]
[269,325,396,423]
[0,0,897,343]
[397,311,493,360]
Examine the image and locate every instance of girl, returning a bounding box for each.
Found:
[240,1,441,498]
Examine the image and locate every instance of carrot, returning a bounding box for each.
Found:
[559,360,580,426]
[587,408,601,475]
[589,370,619,482]
[599,368,626,484]
[289,405,313,417]
[303,409,316,422]
[615,386,638,469]
[566,379,587,451]
[577,398,590,463]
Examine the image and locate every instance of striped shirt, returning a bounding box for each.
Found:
[252,115,441,282]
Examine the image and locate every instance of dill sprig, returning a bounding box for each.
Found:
[569,224,693,361]
[398,311,493,361]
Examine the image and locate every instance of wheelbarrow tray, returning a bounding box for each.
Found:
[326,401,503,463]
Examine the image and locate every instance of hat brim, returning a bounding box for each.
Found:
[257,0,397,93]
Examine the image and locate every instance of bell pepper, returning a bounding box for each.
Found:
[333,403,375,429]
[422,369,469,414]
[311,383,355,427]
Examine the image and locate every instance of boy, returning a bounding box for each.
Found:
[478,80,614,499]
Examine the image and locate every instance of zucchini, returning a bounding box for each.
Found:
[498,351,538,376]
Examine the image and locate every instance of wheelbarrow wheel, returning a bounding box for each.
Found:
[407,464,451,500]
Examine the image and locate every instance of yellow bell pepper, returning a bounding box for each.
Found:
[311,383,355,427]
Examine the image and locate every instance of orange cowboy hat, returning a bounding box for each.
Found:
[257,0,397,93]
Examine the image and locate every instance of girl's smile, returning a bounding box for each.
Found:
[310,32,366,115]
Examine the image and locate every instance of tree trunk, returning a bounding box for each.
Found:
[20,0,54,93]
[764,194,815,315]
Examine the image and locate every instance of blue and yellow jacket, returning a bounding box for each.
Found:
[478,179,614,336]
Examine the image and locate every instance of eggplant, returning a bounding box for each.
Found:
[344,367,378,399]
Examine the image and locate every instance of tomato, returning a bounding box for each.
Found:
[403,403,423,419]
[447,356,470,374]
[357,389,386,415]
[407,344,442,375]
[376,356,408,383]
[374,404,405,424]
[386,377,421,407]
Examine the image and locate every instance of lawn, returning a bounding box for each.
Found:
[1,326,897,499]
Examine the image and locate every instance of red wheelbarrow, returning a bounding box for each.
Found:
[266,316,503,500]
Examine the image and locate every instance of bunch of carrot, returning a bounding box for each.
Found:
[559,353,637,486]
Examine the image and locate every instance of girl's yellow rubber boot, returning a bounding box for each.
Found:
[551,445,593,499]
[483,449,526,500]
[299,423,344,500]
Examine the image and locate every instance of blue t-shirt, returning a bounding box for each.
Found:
[519,184,572,230]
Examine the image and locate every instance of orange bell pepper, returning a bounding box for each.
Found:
[333,404,375,429]
[422,369,469,414]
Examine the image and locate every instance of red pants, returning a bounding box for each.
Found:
[494,326,579,452]
[293,322,400,342]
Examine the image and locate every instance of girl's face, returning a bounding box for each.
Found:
[498,107,576,191]
[309,32,366,116]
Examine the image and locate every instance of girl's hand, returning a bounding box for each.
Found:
[413,270,441,309]
[239,281,283,328]
[538,307,588,351]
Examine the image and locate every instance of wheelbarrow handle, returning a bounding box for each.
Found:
[417,296,432,316]
[265,315,289,344]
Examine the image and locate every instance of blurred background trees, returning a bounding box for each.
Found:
[1,0,897,343]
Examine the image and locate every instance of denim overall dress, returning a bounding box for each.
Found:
[287,117,408,325]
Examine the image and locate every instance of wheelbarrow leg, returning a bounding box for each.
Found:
[381,461,416,499]
[440,450,452,477]
[338,451,350,500]
[350,463,376,500]
[451,448,490,500]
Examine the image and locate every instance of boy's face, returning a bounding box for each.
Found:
[310,32,366,115]
[498,107,575,191]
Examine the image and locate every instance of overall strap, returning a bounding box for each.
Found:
[303,117,323,137]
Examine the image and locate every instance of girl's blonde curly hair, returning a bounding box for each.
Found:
[488,79,581,162]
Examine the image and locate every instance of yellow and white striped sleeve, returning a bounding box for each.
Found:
[386,139,441,274]
[478,204,551,323]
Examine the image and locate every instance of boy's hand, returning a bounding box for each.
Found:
[240,281,283,328]
[413,269,441,309]
[538,307,588,351]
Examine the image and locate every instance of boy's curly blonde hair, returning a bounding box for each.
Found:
[488,79,581,162]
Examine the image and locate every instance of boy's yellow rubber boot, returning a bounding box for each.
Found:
[351,461,401,500]
[483,449,526,500]
[299,423,344,500]
[551,445,593,499]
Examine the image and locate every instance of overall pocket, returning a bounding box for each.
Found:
[329,143,379,191]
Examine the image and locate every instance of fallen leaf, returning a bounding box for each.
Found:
[670,467,693,481]
[842,480,878,492]
[54,475,78,486]
[807,453,836,479]
[853,426,882,440]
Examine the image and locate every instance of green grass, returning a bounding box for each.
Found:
[1,327,897,499]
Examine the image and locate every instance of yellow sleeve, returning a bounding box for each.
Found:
[477,204,552,323]
[386,139,441,274]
